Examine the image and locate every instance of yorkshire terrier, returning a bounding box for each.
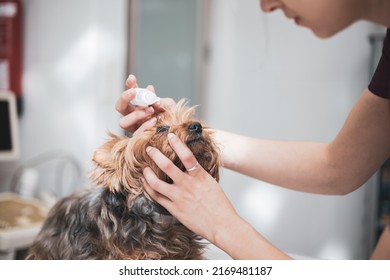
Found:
[26,99,220,260]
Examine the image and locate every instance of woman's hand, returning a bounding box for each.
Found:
[142,132,239,244]
[115,74,175,136]
[142,132,291,259]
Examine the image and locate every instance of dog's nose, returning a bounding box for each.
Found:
[188,122,202,133]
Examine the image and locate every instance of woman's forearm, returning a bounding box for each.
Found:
[214,130,335,194]
[214,90,390,195]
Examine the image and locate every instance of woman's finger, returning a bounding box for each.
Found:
[115,89,137,116]
[167,133,202,175]
[133,117,157,137]
[142,167,175,203]
[145,146,186,183]
[125,74,139,89]
[119,106,155,131]
[146,84,155,93]
[147,97,176,114]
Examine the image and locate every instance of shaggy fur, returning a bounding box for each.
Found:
[26,100,220,260]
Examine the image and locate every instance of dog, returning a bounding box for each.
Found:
[26,99,220,260]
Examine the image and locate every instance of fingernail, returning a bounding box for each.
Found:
[167,133,175,140]
[147,85,155,92]
[147,117,157,125]
[146,106,154,114]
[146,146,152,154]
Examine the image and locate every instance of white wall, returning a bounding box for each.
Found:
[0,0,384,260]
[205,0,384,259]
[9,0,128,196]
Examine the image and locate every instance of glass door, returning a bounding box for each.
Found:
[127,0,210,116]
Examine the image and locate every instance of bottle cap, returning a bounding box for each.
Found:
[130,88,161,106]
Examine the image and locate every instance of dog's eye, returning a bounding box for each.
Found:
[156,126,170,134]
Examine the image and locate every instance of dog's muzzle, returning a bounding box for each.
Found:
[186,122,204,144]
[188,122,202,134]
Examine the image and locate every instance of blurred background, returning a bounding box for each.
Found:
[0,0,388,259]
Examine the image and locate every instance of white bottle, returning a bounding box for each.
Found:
[130,88,161,106]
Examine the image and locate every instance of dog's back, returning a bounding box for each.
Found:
[26,187,204,260]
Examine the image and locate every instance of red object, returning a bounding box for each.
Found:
[0,0,23,114]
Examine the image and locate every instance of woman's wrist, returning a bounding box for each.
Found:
[213,129,238,170]
[211,214,254,258]
[212,214,292,260]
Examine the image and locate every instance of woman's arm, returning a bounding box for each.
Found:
[216,89,390,195]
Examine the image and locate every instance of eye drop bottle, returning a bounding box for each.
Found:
[130,88,161,106]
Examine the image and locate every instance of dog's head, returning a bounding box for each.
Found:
[25,99,217,260]
[91,99,220,200]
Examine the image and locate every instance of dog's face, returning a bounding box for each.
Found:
[91,99,220,200]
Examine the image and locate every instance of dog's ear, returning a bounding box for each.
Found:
[91,132,151,197]
[90,132,128,192]
[92,133,121,167]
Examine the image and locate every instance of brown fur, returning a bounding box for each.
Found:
[26,100,220,260]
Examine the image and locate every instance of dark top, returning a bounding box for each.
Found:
[369,28,390,99]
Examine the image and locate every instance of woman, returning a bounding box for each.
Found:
[116,0,390,259]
